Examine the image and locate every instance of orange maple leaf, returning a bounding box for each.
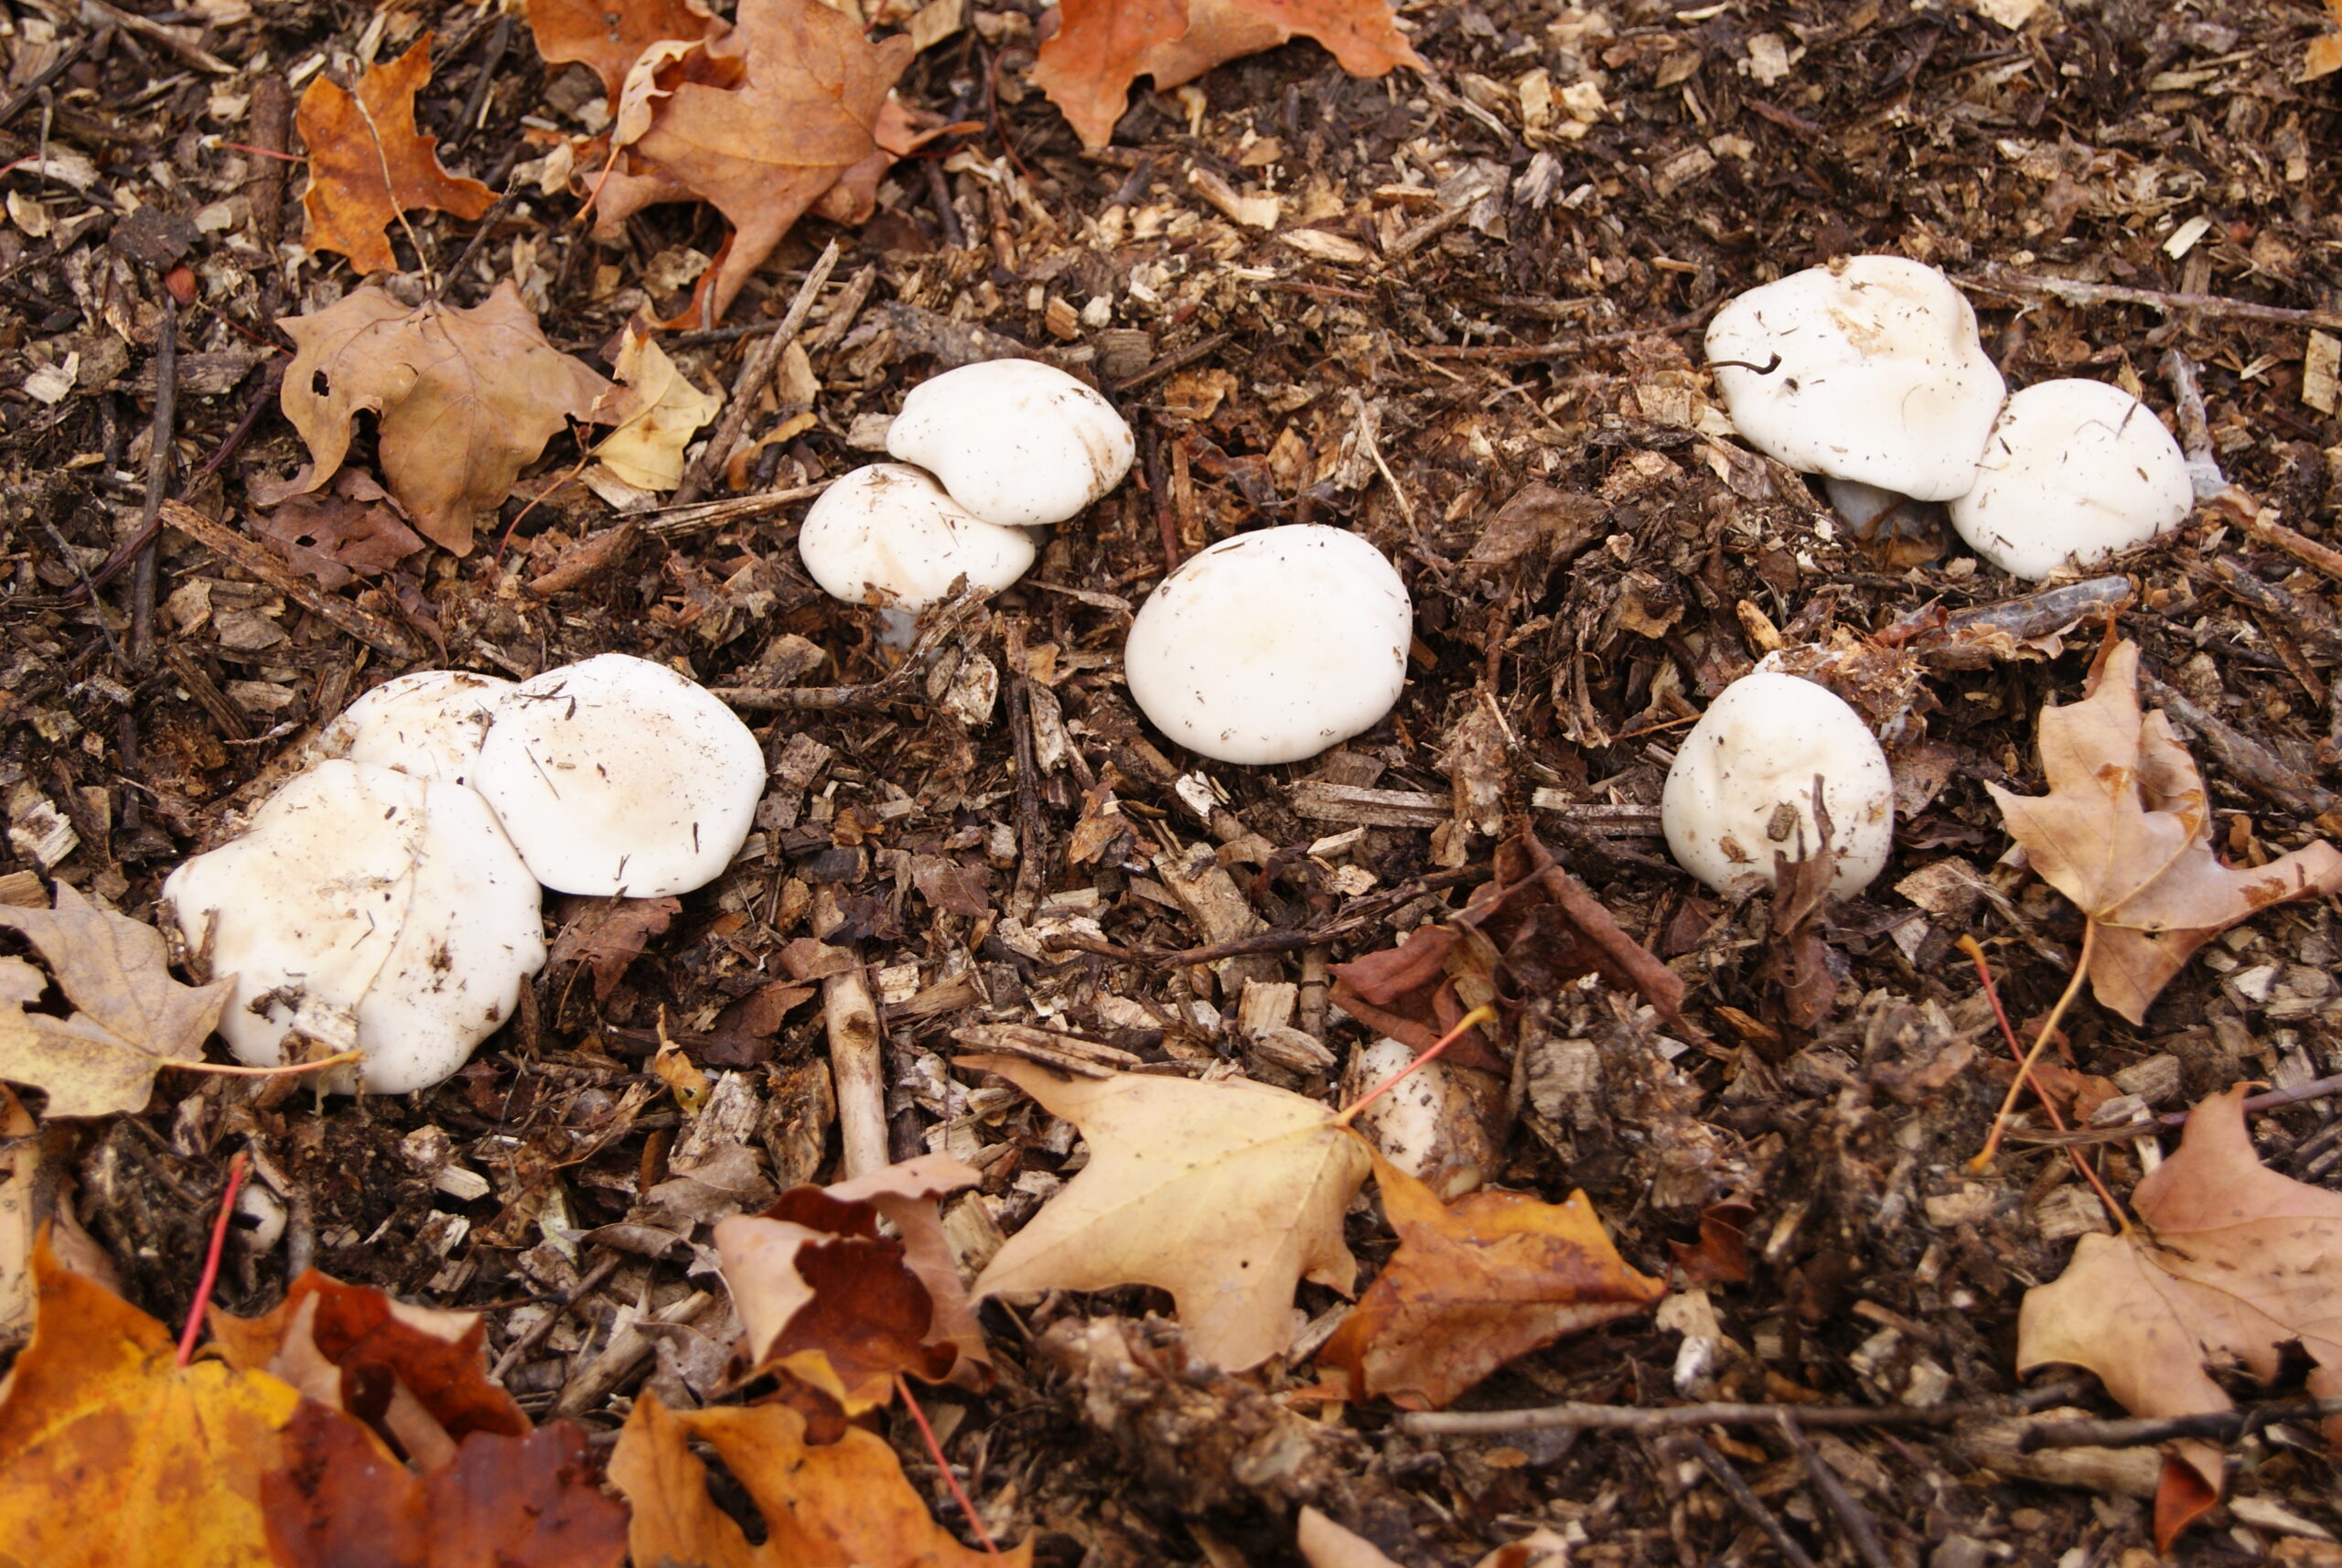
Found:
[523,0,723,101]
[297,36,497,275]
[1035,0,1422,149]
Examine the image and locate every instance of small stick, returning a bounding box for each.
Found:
[1398,1394,2054,1437]
[1971,920,2097,1171]
[447,14,510,151]
[1777,1415,1895,1568]
[1958,936,2126,1230]
[159,499,420,660]
[177,1150,249,1366]
[1002,619,1044,921]
[489,1251,622,1380]
[129,295,177,670]
[1660,1433,1820,1568]
[2019,1396,2342,1451]
[1969,268,2342,333]
[672,240,842,507]
[2140,671,2336,817]
[896,1373,1004,1557]
[1406,316,1703,364]
[715,585,984,711]
[826,956,886,1180]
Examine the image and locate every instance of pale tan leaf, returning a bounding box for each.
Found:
[590,324,721,492]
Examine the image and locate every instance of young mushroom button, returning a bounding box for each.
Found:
[320,668,512,788]
[1123,525,1412,767]
[1660,671,1896,900]
[161,759,545,1095]
[797,464,1038,609]
[886,359,1136,527]
[470,653,767,897]
[1705,255,2006,503]
[1948,379,2193,581]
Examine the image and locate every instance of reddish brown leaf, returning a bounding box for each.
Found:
[1669,1201,1753,1287]
[521,0,722,101]
[1490,831,1696,1038]
[1322,1152,1665,1410]
[912,855,993,919]
[547,894,683,1003]
[262,1402,628,1568]
[250,474,426,591]
[296,37,496,274]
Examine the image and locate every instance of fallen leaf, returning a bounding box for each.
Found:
[1763,781,1841,1042]
[0,1240,302,1567]
[1297,1506,1403,1568]
[249,472,428,590]
[588,322,721,491]
[590,0,912,324]
[1670,1200,1754,1287]
[2302,0,2342,81]
[547,893,684,1003]
[609,1391,1029,1568]
[712,1152,987,1410]
[0,1089,35,1347]
[0,882,235,1117]
[262,1402,628,1568]
[523,0,723,100]
[1320,1151,1665,1410]
[1033,0,1422,149]
[961,1053,1371,1370]
[209,1271,528,1470]
[278,281,611,554]
[1986,640,2342,1024]
[296,36,496,274]
[2018,1084,2342,1549]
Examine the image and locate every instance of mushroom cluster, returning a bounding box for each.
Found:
[1706,255,2191,580]
[164,652,766,1093]
[799,359,1134,629]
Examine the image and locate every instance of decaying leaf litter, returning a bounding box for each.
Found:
[3,0,2342,1560]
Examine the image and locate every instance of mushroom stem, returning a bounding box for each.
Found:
[824,955,887,1180]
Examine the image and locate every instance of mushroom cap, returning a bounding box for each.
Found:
[1947,378,2192,580]
[160,759,544,1094]
[321,669,513,787]
[798,464,1037,610]
[471,652,766,897]
[1660,671,1896,898]
[1705,255,2005,501]
[1124,525,1411,766]
[886,359,1136,527]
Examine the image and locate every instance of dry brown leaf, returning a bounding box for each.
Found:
[2018,1084,2342,1549]
[249,471,427,590]
[588,323,721,492]
[0,1239,303,1567]
[546,894,683,1003]
[277,282,611,554]
[712,1152,986,1411]
[296,36,496,274]
[591,0,912,325]
[1033,0,1422,149]
[609,1391,1030,1568]
[2303,0,2342,81]
[1320,1151,1665,1410]
[1297,1507,1403,1568]
[962,1053,1371,1370]
[1987,639,2342,1024]
[0,881,235,1117]
[523,0,723,100]
[0,1088,34,1348]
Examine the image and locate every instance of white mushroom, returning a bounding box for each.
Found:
[1123,525,1411,767]
[470,653,765,897]
[886,359,1135,527]
[321,669,512,787]
[1706,255,2005,501]
[161,760,544,1094]
[1947,378,2192,580]
[797,464,1037,612]
[1660,671,1895,898]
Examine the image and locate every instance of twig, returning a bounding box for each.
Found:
[1660,1433,1820,1568]
[2018,1396,2342,1451]
[1112,330,1233,392]
[0,32,88,130]
[826,957,886,1180]
[434,187,521,302]
[78,0,231,72]
[714,585,985,712]
[2139,671,2336,817]
[1971,920,2098,1171]
[128,294,176,669]
[1967,266,2342,332]
[1958,936,2126,1230]
[489,1251,621,1380]
[446,14,510,151]
[1777,1415,1895,1568]
[672,240,842,507]
[2161,349,2229,498]
[177,1150,248,1366]
[1003,618,1044,921]
[641,480,832,537]
[1406,315,1703,363]
[2014,1070,2342,1146]
[1397,1394,2050,1436]
[158,499,421,660]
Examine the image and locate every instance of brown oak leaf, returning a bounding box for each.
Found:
[277,282,611,554]
[1034,0,1422,149]
[1321,1151,1664,1410]
[249,471,426,590]
[1986,639,2342,1024]
[2018,1084,2342,1549]
[612,1392,1029,1568]
[297,37,496,274]
[0,881,235,1117]
[547,894,684,1003]
[591,0,912,325]
[522,0,723,100]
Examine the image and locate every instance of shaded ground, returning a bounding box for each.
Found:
[5,0,2342,1563]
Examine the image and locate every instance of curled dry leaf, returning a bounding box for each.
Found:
[248,471,427,591]
[296,36,495,274]
[962,1053,1371,1371]
[522,0,721,100]
[0,1240,301,1568]
[1034,0,1422,150]
[588,323,721,492]
[610,1391,1029,1568]
[1986,640,2342,1024]
[2019,1084,2342,1549]
[711,1152,989,1412]
[590,0,912,326]
[1320,1151,1665,1410]
[262,1402,628,1568]
[278,282,611,554]
[546,893,683,1004]
[0,881,235,1117]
